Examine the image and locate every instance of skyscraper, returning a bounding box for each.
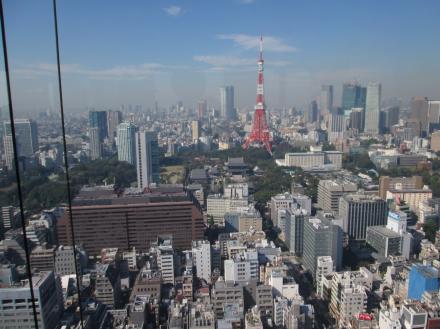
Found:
[197,100,207,119]
[320,85,333,119]
[341,82,367,117]
[339,193,387,241]
[4,119,39,157]
[308,100,319,123]
[410,97,429,134]
[191,120,200,142]
[117,122,138,165]
[328,111,346,142]
[89,110,108,141]
[302,217,343,279]
[89,127,102,160]
[107,110,123,143]
[364,82,381,134]
[220,86,235,120]
[136,131,160,189]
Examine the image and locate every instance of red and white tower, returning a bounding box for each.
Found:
[243,35,272,154]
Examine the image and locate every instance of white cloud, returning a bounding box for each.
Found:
[217,34,298,53]
[163,5,183,16]
[14,62,184,80]
[193,55,255,67]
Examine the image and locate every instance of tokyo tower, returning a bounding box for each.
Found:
[243,35,272,154]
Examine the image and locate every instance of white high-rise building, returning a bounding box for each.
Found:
[192,240,211,283]
[220,85,235,120]
[117,122,137,165]
[364,82,382,134]
[135,131,160,189]
[157,240,175,284]
[316,256,334,298]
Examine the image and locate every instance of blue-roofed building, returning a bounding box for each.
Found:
[407,264,440,300]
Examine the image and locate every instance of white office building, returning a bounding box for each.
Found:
[192,240,212,283]
[364,82,381,134]
[117,122,138,165]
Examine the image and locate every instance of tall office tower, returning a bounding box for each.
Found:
[0,271,63,328]
[341,82,367,117]
[89,110,108,141]
[284,209,306,256]
[192,240,212,283]
[339,193,387,241]
[191,120,200,142]
[320,85,334,119]
[243,36,272,154]
[89,127,102,160]
[4,119,39,158]
[428,100,440,132]
[349,108,364,131]
[328,111,346,142]
[135,131,160,189]
[364,82,381,134]
[117,122,138,165]
[302,217,343,279]
[107,110,122,142]
[220,85,235,120]
[308,100,319,123]
[317,179,357,214]
[3,135,14,169]
[197,99,207,119]
[381,106,400,133]
[410,97,429,134]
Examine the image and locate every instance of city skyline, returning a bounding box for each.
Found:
[1,0,440,112]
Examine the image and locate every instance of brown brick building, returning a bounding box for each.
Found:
[57,185,204,256]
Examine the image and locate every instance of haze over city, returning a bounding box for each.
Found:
[2,0,440,112]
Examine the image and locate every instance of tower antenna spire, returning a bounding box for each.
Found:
[243,34,272,155]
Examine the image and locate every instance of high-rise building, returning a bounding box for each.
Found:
[328,112,346,142]
[3,119,39,158]
[428,100,440,132]
[89,110,108,141]
[192,240,212,283]
[302,217,343,279]
[220,85,235,120]
[89,126,102,160]
[191,120,200,142]
[0,271,63,329]
[364,82,381,134]
[339,193,387,241]
[431,131,440,152]
[197,99,207,119]
[410,97,429,134]
[341,82,366,117]
[320,85,333,119]
[308,100,319,123]
[317,179,357,214]
[284,209,306,256]
[381,106,400,133]
[135,131,160,189]
[349,107,364,131]
[117,122,138,166]
[107,110,123,142]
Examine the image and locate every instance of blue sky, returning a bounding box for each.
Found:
[2,0,440,113]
